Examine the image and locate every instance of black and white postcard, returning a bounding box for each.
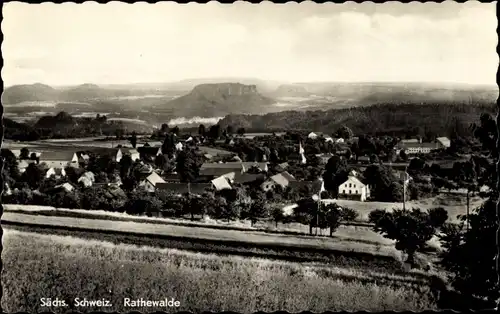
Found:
[1,1,498,312]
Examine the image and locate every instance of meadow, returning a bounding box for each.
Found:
[2,228,439,313]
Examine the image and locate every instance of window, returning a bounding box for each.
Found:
[349,183,352,188]
[343,190,345,194]
[349,190,351,194]
[355,190,358,194]
[353,184,356,188]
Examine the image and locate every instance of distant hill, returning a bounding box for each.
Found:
[289,82,498,104]
[162,78,283,94]
[157,83,276,117]
[218,102,496,138]
[2,83,58,105]
[270,84,311,97]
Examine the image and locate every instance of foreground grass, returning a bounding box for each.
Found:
[2,229,437,313]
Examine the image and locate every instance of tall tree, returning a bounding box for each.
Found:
[129,131,137,149]
[20,147,30,160]
[176,149,200,183]
[323,155,348,197]
[370,207,447,265]
[198,124,206,137]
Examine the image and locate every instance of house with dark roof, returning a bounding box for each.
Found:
[232,173,266,185]
[39,151,79,169]
[88,148,123,162]
[156,182,213,196]
[199,163,245,179]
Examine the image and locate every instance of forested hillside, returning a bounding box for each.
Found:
[219,102,497,138]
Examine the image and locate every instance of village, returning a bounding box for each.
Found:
[2,121,492,226]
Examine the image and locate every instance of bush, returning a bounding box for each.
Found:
[340,207,358,222]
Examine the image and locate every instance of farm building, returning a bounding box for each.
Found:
[156,182,213,196]
[338,171,370,202]
[39,151,79,169]
[261,171,296,191]
[141,172,167,192]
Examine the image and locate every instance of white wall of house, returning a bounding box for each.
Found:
[45,168,66,179]
[116,150,123,162]
[338,176,370,201]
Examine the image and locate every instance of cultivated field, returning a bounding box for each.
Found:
[2,229,439,313]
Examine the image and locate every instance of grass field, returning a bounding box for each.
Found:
[328,195,483,224]
[2,229,439,313]
[1,212,401,260]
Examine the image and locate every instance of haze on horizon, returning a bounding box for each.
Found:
[2,1,498,88]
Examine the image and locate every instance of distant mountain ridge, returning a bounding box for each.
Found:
[157,82,276,118]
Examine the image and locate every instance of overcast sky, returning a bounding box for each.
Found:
[2,1,498,87]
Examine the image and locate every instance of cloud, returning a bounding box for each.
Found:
[2,2,497,86]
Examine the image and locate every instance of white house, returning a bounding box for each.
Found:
[78,171,95,188]
[141,172,166,192]
[436,137,451,149]
[308,132,318,140]
[121,148,140,161]
[338,171,370,202]
[45,167,67,179]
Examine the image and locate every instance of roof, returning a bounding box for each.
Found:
[156,183,212,195]
[146,172,166,185]
[163,172,181,182]
[78,176,93,187]
[80,171,95,181]
[122,148,139,155]
[211,176,232,191]
[436,137,451,146]
[241,162,268,170]
[55,182,74,192]
[18,160,35,168]
[40,151,76,162]
[47,167,65,176]
[403,142,438,149]
[233,173,265,184]
[401,139,420,144]
[344,175,368,186]
[270,171,296,188]
[88,147,121,157]
[103,185,127,199]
